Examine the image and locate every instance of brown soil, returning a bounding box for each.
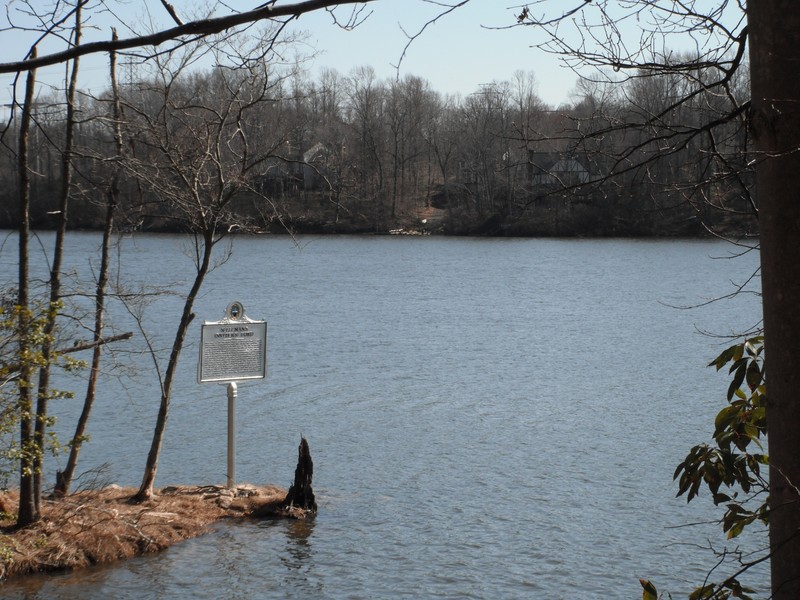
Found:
[0,483,291,580]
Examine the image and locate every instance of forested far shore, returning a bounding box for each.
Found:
[0,59,756,238]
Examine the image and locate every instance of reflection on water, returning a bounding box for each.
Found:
[256,517,323,596]
[264,517,316,568]
[1,518,320,600]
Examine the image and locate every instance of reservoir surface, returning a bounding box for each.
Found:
[0,233,767,599]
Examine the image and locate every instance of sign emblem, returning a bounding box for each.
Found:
[227,301,243,321]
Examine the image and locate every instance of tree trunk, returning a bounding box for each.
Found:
[34,4,81,508]
[133,229,214,503]
[16,49,37,527]
[747,3,800,598]
[56,30,119,498]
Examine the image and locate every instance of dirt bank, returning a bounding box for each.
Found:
[0,484,289,580]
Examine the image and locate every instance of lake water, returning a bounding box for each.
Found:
[0,233,768,599]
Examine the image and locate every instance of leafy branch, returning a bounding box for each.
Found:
[642,336,769,600]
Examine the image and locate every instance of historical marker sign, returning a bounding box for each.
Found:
[198,302,267,383]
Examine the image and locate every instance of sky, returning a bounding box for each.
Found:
[0,1,746,112]
[0,0,582,111]
[282,0,581,106]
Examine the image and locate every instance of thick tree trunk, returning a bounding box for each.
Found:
[747,3,800,598]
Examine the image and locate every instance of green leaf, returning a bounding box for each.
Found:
[743,423,761,442]
[745,360,762,390]
[727,363,747,401]
[727,518,747,538]
[712,492,731,504]
[744,337,763,358]
[714,405,737,432]
[709,344,737,370]
[689,584,716,600]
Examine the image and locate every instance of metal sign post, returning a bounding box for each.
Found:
[198,302,267,490]
[227,382,237,489]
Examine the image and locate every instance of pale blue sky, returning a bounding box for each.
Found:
[0,1,580,109]
[283,0,580,105]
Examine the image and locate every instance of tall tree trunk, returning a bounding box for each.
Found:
[33,3,82,508]
[56,30,120,498]
[133,229,215,502]
[747,3,800,598]
[17,49,37,527]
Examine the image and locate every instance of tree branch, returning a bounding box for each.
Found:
[159,0,184,27]
[59,332,134,355]
[0,0,376,75]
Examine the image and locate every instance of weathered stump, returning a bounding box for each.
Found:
[283,437,317,515]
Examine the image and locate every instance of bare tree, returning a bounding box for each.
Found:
[55,30,125,498]
[424,92,461,210]
[118,33,298,501]
[32,1,84,514]
[345,66,387,220]
[460,81,511,217]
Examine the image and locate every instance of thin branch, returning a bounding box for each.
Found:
[159,0,184,27]
[394,1,471,73]
[59,332,134,355]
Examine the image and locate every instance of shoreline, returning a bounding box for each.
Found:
[0,484,290,581]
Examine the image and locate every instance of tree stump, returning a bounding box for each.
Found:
[282,437,317,515]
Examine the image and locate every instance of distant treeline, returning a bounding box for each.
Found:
[0,59,756,237]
